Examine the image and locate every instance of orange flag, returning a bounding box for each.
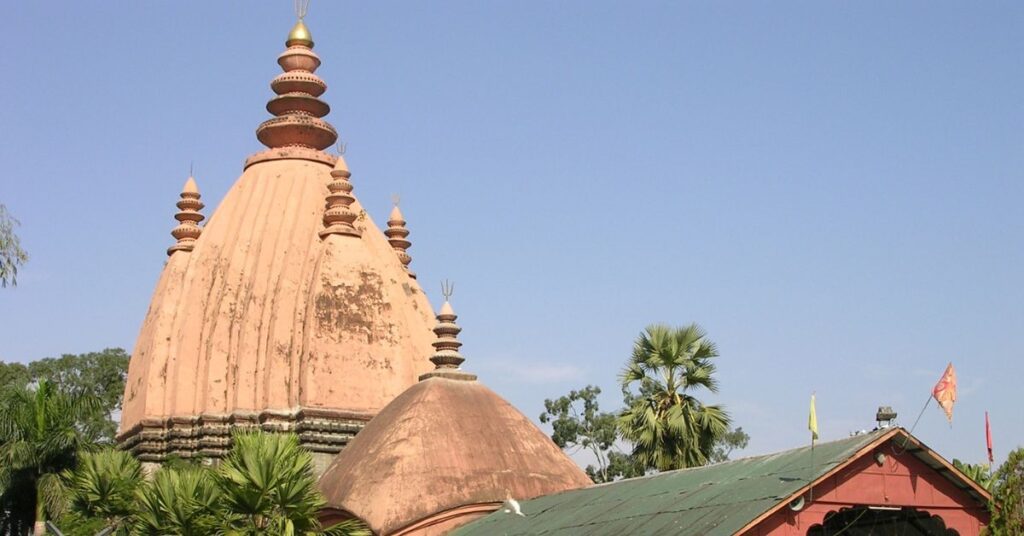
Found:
[932,363,957,424]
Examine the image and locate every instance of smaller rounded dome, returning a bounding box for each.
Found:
[319,377,591,535]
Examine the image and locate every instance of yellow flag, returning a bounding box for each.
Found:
[809,394,819,443]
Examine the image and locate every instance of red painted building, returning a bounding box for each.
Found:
[458,427,992,535]
[745,429,990,535]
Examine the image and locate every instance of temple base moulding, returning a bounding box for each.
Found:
[117,407,375,472]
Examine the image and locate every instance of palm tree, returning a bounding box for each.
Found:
[618,323,731,471]
[133,465,221,536]
[217,430,368,535]
[67,449,143,535]
[70,431,366,535]
[0,379,100,535]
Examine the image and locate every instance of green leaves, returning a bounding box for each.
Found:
[28,349,129,442]
[68,449,142,533]
[0,379,104,530]
[539,386,623,483]
[134,465,221,536]
[542,323,748,483]
[217,431,327,535]
[0,348,130,443]
[0,203,29,288]
[618,323,732,472]
[989,448,1024,535]
[127,431,368,536]
[4,423,368,535]
[953,459,993,492]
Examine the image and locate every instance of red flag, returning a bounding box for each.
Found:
[986,411,994,463]
[932,363,957,424]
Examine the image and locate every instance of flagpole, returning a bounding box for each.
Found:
[809,437,814,503]
[892,395,932,455]
[809,392,817,503]
[907,394,932,436]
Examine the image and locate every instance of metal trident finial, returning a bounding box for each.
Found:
[391,194,401,207]
[441,280,455,301]
[295,0,311,20]
[189,161,194,178]
[336,141,347,156]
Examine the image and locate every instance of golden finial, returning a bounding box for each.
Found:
[287,21,314,48]
[287,1,314,48]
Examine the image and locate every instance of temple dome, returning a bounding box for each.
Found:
[319,302,591,535]
[319,378,592,535]
[118,21,436,467]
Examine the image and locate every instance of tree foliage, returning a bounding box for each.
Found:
[540,386,622,483]
[990,448,1024,535]
[216,431,340,535]
[600,451,645,483]
[710,427,750,464]
[66,449,143,535]
[0,203,29,288]
[62,431,370,536]
[542,383,747,482]
[0,361,30,395]
[0,348,129,442]
[953,458,993,492]
[618,323,731,471]
[0,380,103,535]
[134,465,221,535]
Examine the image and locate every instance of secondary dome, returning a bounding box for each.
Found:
[118,20,434,470]
[319,299,591,535]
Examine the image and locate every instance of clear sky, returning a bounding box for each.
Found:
[1,2,1021,467]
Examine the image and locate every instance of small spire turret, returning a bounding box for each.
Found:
[320,156,361,238]
[167,176,205,256]
[384,198,415,278]
[419,281,477,381]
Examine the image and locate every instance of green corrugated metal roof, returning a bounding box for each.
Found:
[454,429,890,536]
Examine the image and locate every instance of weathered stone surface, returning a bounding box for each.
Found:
[120,17,438,462]
[318,377,592,535]
[119,156,435,461]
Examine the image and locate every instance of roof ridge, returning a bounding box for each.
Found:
[589,428,892,487]
[698,427,892,468]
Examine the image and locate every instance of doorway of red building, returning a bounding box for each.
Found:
[808,506,958,536]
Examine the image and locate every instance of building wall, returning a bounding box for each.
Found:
[744,439,989,535]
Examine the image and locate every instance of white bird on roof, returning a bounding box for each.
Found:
[502,491,525,517]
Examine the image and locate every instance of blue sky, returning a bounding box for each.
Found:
[1,2,1021,466]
